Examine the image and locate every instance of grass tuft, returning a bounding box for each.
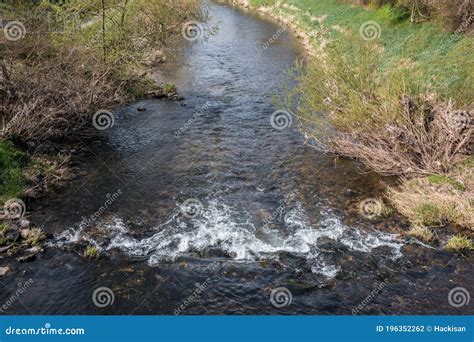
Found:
[84,245,100,259]
[445,235,474,252]
[407,225,435,243]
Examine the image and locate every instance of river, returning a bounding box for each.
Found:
[1,1,472,315]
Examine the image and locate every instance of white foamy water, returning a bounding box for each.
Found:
[55,200,403,278]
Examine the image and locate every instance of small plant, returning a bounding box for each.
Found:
[0,223,7,234]
[445,235,474,252]
[84,245,100,259]
[416,202,441,226]
[407,225,435,243]
[162,83,177,96]
[25,228,45,246]
[0,223,7,246]
[427,175,465,191]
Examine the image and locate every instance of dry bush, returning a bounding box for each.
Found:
[426,0,473,31]
[0,0,201,143]
[328,98,473,177]
[1,36,127,142]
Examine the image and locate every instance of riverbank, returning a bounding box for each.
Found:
[232,0,473,251]
[0,0,201,260]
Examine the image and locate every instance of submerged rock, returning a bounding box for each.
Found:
[17,254,36,262]
[0,266,10,276]
[25,246,43,254]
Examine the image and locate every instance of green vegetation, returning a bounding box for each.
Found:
[389,170,473,230]
[427,175,465,191]
[25,228,46,246]
[416,202,441,226]
[407,225,435,243]
[0,0,201,143]
[0,0,201,203]
[0,142,27,203]
[84,245,100,259]
[244,0,473,246]
[0,223,8,246]
[445,235,474,252]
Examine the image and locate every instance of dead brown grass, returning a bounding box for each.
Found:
[328,97,473,178]
[389,164,474,229]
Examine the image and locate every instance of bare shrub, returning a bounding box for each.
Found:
[294,32,472,178]
[0,0,201,143]
[328,98,472,177]
[1,38,126,142]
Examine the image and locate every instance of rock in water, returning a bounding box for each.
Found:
[0,266,11,276]
[137,107,147,112]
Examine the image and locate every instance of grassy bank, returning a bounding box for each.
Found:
[0,0,201,210]
[243,0,473,250]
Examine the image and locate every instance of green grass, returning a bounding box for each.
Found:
[0,141,27,203]
[445,234,474,252]
[84,245,100,259]
[258,0,473,106]
[416,202,441,226]
[0,223,7,246]
[427,175,465,191]
[250,0,277,6]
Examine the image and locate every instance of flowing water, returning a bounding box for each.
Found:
[1,1,473,315]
